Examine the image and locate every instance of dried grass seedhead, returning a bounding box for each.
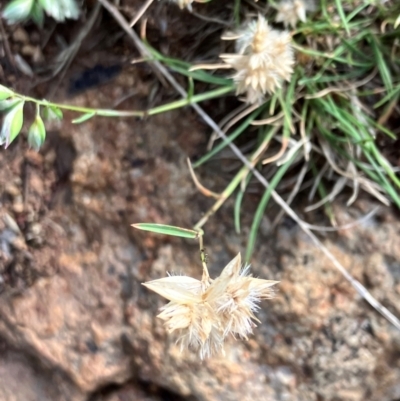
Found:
[143,253,278,358]
[221,15,294,104]
[173,0,193,9]
[275,0,315,28]
[172,0,207,10]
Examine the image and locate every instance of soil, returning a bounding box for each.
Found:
[1,2,400,401]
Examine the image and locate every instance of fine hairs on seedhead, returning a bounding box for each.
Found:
[143,253,278,359]
[220,15,294,104]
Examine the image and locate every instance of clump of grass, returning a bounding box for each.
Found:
[1,0,400,262]
[1,0,400,344]
[168,0,400,261]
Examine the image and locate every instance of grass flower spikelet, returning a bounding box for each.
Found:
[142,253,278,358]
[221,15,294,104]
[172,0,208,10]
[173,0,193,9]
[275,0,315,28]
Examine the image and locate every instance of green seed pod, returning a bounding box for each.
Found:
[28,113,46,151]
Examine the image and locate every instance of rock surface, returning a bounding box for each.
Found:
[1,40,400,401]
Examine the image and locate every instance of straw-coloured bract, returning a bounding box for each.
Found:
[143,253,278,358]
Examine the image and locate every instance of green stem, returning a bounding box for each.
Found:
[147,85,234,116]
[14,85,235,119]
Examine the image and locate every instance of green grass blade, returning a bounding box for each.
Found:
[334,0,350,35]
[373,85,400,109]
[310,162,336,224]
[245,151,299,262]
[369,33,393,92]
[192,105,266,168]
[362,153,400,207]
[234,172,252,234]
[131,223,202,239]
[234,0,241,25]
[144,42,232,86]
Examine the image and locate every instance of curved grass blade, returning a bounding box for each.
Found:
[144,43,232,86]
[72,112,96,124]
[245,150,299,262]
[369,33,393,93]
[234,172,252,234]
[131,223,203,239]
[334,0,350,35]
[234,125,278,233]
[192,105,266,168]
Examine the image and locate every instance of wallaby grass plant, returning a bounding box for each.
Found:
[1,0,400,260]
[1,0,400,355]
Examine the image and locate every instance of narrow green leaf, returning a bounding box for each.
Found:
[234,173,252,234]
[2,0,34,23]
[30,1,44,26]
[131,223,202,239]
[192,105,266,168]
[72,112,96,124]
[187,77,194,101]
[0,101,24,147]
[334,0,350,35]
[245,151,298,263]
[234,0,241,25]
[373,85,400,109]
[42,105,63,121]
[310,163,336,224]
[38,0,79,21]
[0,97,21,111]
[144,43,231,86]
[369,34,393,92]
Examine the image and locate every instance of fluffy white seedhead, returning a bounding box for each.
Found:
[143,253,279,358]
[275,0,315,28]
[171,0,208,10]
[221,15,294,104]
[207,254,277,339]
[173,0,193,9]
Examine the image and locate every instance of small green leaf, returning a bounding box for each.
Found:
[72,112,96,124]
[2,0,34,24]
[30,1,45,26]
[131,223,202,239]
[42,105,63,121]
[0,101,24,147]
[0,97,21,111]
[28,114,46,150]
[395,14,400,29]
[0,85,14,101]
[38,0,79,21]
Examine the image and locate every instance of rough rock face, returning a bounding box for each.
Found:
[1,78,400,401]
[0,347,85,401]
